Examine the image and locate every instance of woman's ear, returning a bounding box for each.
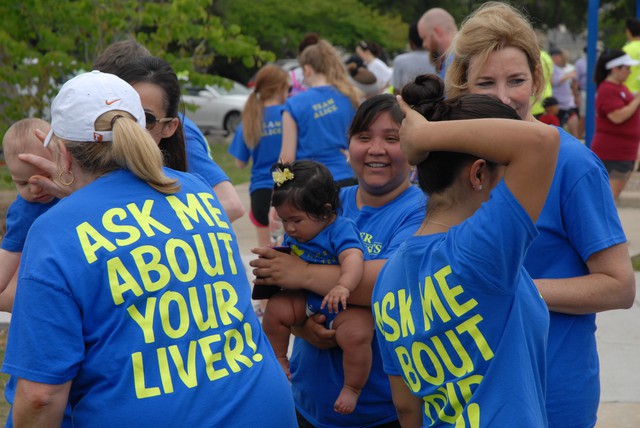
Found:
[54,139,73,172]
[161,117,181,139]
[468,159,487,192]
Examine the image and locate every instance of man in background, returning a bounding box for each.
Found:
[390,22,436,94]
[417,8,457,78]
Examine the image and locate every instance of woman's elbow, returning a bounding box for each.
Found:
[225,200,245,222]
[619,275,636,309]
[17,379,67,411]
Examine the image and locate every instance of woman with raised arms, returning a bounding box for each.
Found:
[374,74,558,427]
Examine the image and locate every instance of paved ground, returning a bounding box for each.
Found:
[1,175,638,425]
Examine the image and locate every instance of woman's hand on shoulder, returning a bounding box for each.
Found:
[396,95,430,165]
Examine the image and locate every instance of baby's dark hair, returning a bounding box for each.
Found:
[271,160,340,220]
[401,74,521,195]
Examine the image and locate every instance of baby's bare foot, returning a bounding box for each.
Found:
[334,385,360,414]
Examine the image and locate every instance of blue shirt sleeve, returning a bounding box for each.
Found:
[181,114,230,187]
[562,164,626,261]
[228,123,250,163]
[2,196,58,252]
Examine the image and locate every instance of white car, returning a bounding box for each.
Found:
[182,79,250,135]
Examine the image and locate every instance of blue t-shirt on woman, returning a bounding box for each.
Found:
[228,105,284,194]
[374,181,549,428]
[284,86,356,182]
[3,169,296,427]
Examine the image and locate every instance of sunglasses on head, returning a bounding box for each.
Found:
[144,112,173,130]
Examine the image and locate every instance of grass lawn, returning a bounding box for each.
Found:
[207,134,250,185]
[0,165,16,192]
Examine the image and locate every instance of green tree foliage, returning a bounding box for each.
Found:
[0,0,273,136]
[362,0,625,36]
[217,0,407,61]
[600,0,637,51]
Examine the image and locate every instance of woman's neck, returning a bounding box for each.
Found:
[263,97,284,107]
[416,208,474,236]
[68,166,103,192]
[416,191,483,235]
[605,75,622,85]
[357,180,410,209]
[308,73,329,87]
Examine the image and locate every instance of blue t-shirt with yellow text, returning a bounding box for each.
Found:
[283,215,363,325]
[283,215,362,266]
[374,181,549,427]
[3,168,296,427]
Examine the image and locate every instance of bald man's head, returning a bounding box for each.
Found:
[418,8,457,61]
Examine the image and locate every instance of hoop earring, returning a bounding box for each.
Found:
[58,170,75,186]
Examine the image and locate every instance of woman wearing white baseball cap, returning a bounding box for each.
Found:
[591,49,640,202]
[2,70,297,427]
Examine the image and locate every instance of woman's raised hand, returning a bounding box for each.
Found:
[396,95,430,166]
[18,129,72,199]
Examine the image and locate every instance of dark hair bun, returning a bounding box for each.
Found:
[401,74,446,119]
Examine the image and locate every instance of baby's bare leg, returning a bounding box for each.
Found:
[261,290,308,379]
[332,306,374,414]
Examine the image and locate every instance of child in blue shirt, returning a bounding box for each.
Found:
[229,64,289,248]
[260,160,370,415]
[0,118,58,311]
[0,118,64,427]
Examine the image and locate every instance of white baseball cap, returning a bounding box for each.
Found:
[605,54,640,70]
[44,70,146,147]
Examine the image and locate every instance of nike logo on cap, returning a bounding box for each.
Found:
[105,99,121,105]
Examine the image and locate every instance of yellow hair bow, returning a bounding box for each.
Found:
[272,167,295,186]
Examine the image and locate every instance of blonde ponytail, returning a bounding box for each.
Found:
[65,110,180,194]
[243,64,289,148]
[242,92,263,148]
[111,117,180,194]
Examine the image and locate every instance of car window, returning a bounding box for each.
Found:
[212,81,251,96]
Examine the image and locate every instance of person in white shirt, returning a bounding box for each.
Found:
[355,40,392,95]
[391,22,436,94]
